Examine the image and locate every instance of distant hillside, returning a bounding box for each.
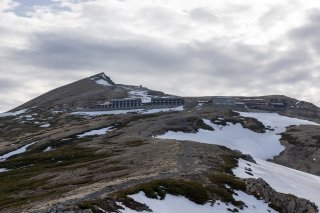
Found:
[12,73,128,111]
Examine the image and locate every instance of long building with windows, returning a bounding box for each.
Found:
[90,97,184,111]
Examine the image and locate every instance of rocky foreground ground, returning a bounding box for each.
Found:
[0,105,319,213]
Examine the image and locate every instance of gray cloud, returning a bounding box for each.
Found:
[189,8,218,23]
[7,30,316,95]
[289,9,320,55]
[0,78,22,92]
[1,1,320,112]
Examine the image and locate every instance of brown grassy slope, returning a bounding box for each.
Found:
[12,77,128,111]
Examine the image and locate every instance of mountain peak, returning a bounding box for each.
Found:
[89,72,115,87]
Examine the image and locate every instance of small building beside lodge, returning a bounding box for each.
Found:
[90,97,185,111]
[212,96,236,106]
[212,96,288,111]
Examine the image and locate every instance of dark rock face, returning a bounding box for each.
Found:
[245,178,318,213]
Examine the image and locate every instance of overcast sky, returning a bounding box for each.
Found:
[0,0,320,112]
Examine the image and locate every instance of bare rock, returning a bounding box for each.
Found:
[245,178,318,213]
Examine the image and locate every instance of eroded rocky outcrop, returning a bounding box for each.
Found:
[245,178,318,213]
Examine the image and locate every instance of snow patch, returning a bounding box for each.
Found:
[157,113,318,159]
[120,191,277,213]
[129,90,152,103]
[237,112,318,133]
[233,159,320,207]
[71,106,184,117]
[0,109,28,118]
[77,127,114,138]
[0,168,9,173]
[0,142,36,161]
[94,79,113,86]
[90,73,113,87]
[40,123,50,128]
[157,119,284,159]
[43,146,54,152]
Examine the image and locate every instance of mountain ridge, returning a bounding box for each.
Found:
[1,73,320,213]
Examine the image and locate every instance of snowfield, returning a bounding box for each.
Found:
[233,159,320,207]
[118,190,277,213]
[157,112,318,159]
[237,112,318,133]
[158,119,285,159]
[0,141,36,161]
[156,112,320,209]
[71,106,184,117]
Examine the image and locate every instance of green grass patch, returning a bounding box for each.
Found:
[0,145,115,209]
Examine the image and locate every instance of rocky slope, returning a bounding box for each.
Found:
[273,125,320,176]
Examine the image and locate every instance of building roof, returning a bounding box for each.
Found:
[111,98,142,102]
[212,96,235,99]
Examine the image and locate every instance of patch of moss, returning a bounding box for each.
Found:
[220,154,239,174]
[0,146,108,170]
[0,146,114,209]
[124,140,146,147]
[281,133,300,145]
[209,173,246,191]
[208,173,246,207]
[115,179,209,205]
[187,117,214,131]
[268,203,282,212]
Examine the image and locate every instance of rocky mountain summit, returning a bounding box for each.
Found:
[0,73,320,213]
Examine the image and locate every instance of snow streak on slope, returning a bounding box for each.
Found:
[0,168,9,173]
[237,112,318,133]
[119,191,277,213]
[0,141,36,161]
[77,127,114,138]
[39,123,50,128]
[128,90,152,103]
[157,113,318,159]
[0,109,27,117]
[233,159,320,207]
[90,73,114,87]
[43,146,54,152]
[71,106,184,117]
[94,79,113,86]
